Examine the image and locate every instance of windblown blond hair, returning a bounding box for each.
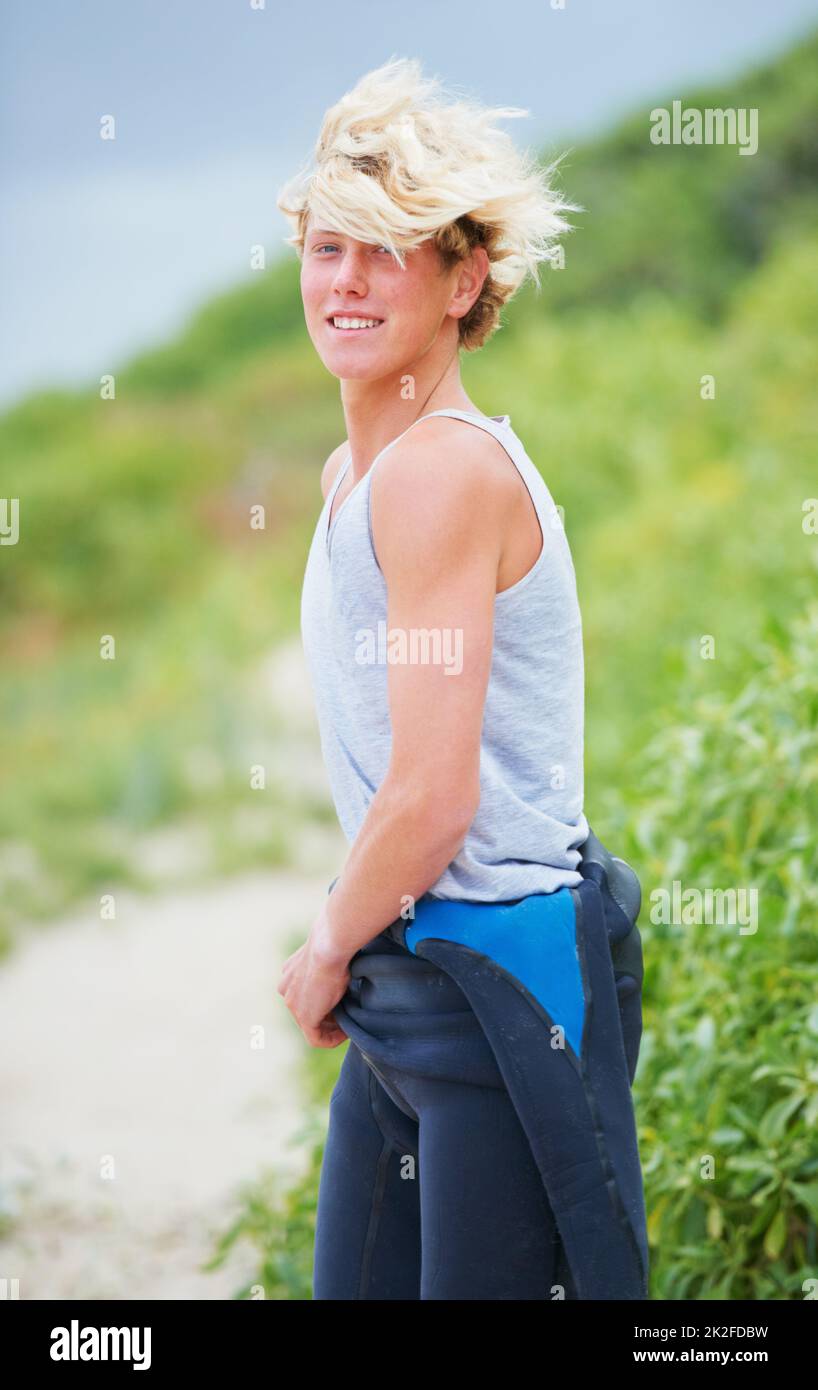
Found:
[276,56,581,351]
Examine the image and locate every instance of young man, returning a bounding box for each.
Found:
[276,56,648,1300]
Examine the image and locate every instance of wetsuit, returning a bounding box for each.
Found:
[313,829,649,1300]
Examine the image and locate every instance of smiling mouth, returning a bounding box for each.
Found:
[327,315,385,331]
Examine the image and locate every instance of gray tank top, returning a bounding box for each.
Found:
[300,408,589,901]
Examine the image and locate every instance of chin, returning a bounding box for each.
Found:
[317,354,381,382]
[344,365,417,385]
[320,347,413,383]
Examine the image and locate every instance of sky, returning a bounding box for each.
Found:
[2,0,817,409]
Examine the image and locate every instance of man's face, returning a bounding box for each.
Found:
[300,214,461,380]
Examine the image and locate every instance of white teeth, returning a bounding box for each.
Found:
[332,317,382,329]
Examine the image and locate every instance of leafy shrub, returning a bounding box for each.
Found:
[627,602,818,1298]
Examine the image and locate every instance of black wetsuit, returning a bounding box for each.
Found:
[313,831,649,1300]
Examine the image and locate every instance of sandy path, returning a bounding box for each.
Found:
[0,863,346,1300]
[0,637,350,1299]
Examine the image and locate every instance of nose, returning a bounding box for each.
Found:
[331,246,368,298]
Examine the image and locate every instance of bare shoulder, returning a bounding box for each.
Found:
[319,440,350,500]
[371,415,519,529]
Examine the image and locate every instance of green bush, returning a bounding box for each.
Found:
[626,602,818,1298]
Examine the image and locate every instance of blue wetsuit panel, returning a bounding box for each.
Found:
[403,887,585,1057]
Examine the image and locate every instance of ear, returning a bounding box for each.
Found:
[448,245,490,319]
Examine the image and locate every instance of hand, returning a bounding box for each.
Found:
[277,905,351,1048]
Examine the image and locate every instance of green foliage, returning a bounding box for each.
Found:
[624,602,818,1298]
[204,1129,325,1300]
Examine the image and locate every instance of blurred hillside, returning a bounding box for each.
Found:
[1,28,816,949]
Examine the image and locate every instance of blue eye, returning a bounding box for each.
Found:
[312,242,393,256]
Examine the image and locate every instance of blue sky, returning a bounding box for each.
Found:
[2,0,817,408]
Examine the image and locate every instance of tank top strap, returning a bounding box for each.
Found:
[369,407,513,476]
[421,409,555,535]
[422,407,511,438]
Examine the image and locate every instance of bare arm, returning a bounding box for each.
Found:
[312,421,513,966]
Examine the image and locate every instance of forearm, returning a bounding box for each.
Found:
[313,773,473,965]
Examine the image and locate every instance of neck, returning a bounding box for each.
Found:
[339,331,479,476]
